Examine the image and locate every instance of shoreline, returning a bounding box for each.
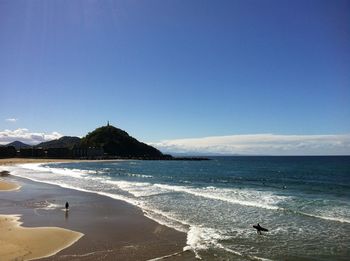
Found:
[0,157,122,166]
[0,159,196,260]
[0,156,210,167]
[0,163,84,261]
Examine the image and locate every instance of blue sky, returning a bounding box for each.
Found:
[0,0,349,154]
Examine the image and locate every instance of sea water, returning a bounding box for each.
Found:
[6,156,350,260]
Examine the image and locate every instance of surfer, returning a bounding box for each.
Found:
[253,223,268,235]
[65,201,69,211]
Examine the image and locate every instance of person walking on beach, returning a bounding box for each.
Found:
[65,202,69,211]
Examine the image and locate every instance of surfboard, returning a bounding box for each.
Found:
[253,225,268,232]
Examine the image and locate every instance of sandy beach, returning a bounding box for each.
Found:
[0,214,83,261]
[0,159,195,260]
[0,158,79,166]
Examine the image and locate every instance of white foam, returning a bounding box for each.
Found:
[103,180,168,197]
[184,226,271,260]
[16,163,89,178]
[43,202,61,210]
[11,169,141,209]
[16,163,106,177]
[142,207,189,233]
[221,246,273,261]
[9,165,188,230]
[298,211,350,224]
[186,226,227,258]
[146,251,189,261]
[153,184,285,210]
[12,163,350,225]
[102,179,287,211]
[125,172,153,178]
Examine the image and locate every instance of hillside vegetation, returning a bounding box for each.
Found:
[80,125,165,158]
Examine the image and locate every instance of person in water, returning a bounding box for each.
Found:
[253,223,268,235]
[65,201,69,211]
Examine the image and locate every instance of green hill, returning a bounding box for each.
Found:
[36,136,81,149]
[80,125,168,159]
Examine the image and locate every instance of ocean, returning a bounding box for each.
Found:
[7,156,350,260]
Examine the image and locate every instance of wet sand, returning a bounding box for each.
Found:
[0,179,21,191]
[0,168,195,260]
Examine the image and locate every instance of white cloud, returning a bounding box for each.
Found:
[0,128,63,145]
[150,133,350,155]
[5,118,18,122]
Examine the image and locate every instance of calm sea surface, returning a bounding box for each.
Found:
[9,156,350,260]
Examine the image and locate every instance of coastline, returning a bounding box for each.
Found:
[0,158,195,260]
[0,158,121,166]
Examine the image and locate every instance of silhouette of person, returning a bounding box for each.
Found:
[256,223,262,235]
[253,223,268,235]
[65,201,69,211]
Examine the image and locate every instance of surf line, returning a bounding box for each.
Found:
[295,210,350,224]
[215,242,274,261]
[146,250,192,261]
[12,165,349,226]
